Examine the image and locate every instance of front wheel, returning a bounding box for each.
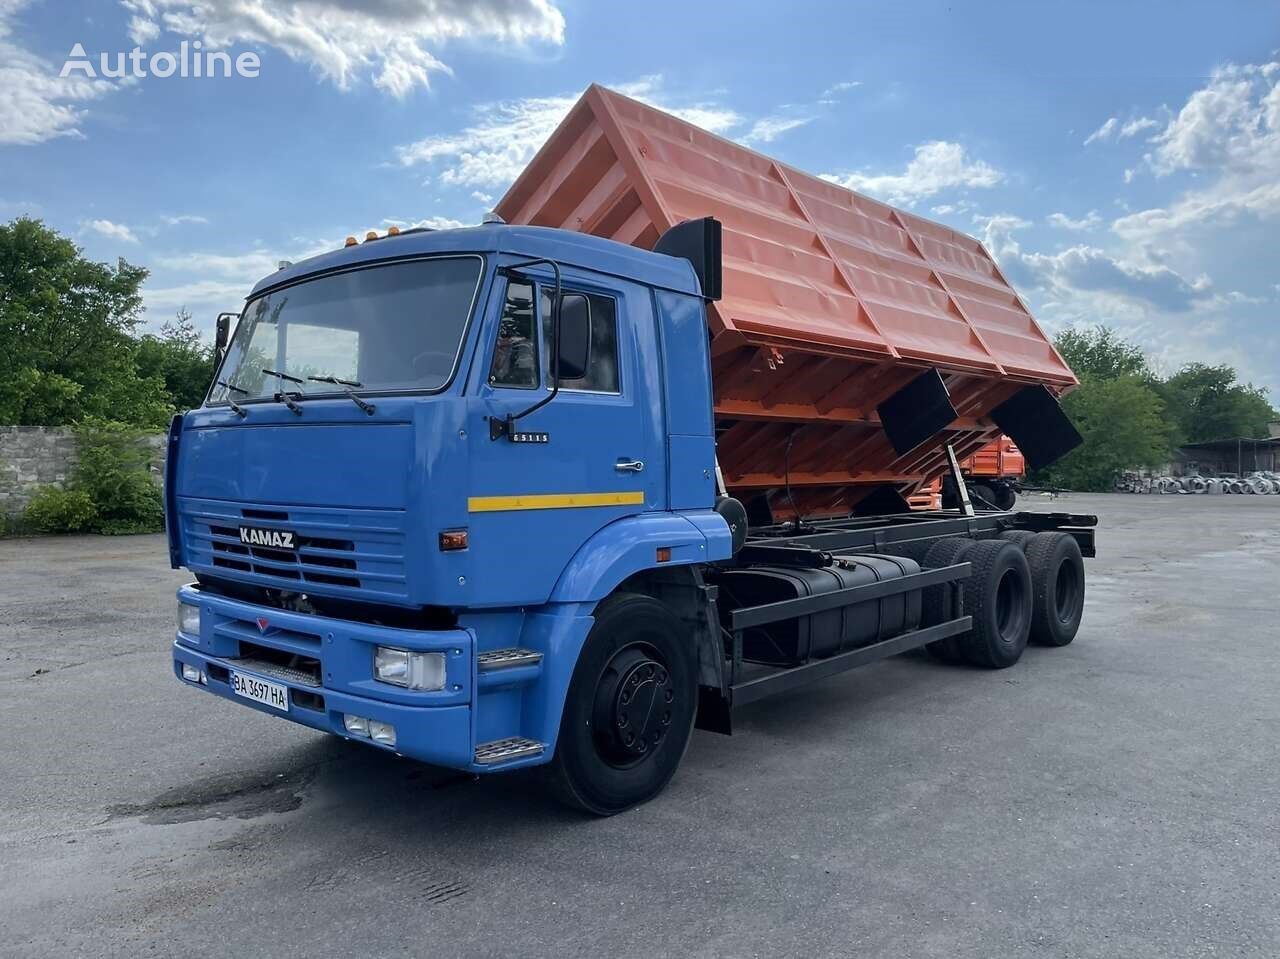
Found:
[549,592,698,815]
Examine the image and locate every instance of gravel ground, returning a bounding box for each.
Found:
[1,492,1278,958]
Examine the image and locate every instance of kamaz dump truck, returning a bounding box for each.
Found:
[939,436,1027,510]
[168,86,1092,814]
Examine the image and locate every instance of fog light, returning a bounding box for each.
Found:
[368,720,397,747]
[343,714,370,737]
[373,647,446,691]
[178,602,201,636]
[181,663,206,685]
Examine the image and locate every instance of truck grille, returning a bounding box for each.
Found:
[180,498,409,602]
[206,523,361,588]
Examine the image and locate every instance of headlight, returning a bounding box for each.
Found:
[181,663,206,684]
[343,714,370,737]
[373,647,446,691]
[368,720,397,747]
[178,602,201,636]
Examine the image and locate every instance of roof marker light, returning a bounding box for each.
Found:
[387,225,401,236]
[366,231,379,242]
[344,236,358,247]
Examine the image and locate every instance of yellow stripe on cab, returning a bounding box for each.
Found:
[467,491,646,513]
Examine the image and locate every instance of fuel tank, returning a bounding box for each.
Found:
[712,554,922,667]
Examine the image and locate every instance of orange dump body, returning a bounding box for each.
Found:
[963,436,1026,480]
[497,85,1075,517]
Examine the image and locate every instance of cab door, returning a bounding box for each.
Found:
[465,266,666,607]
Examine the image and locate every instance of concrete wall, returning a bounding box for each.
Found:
[0,427,166,517]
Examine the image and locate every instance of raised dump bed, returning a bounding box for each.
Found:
[497,85,1079,517]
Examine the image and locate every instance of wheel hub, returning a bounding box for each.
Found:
[592,647,675,764]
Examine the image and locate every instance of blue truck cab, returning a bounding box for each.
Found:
[169,221,740,811]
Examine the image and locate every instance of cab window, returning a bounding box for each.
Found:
[541,290,620,393]
[488,281,539,389]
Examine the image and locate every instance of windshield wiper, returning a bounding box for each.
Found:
[307,375,376,415]
[260,368,304,415]
[214,380,248,418]
[261,368,305,386]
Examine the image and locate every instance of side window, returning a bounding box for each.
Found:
[488,281,539,389]
[541,290,620,393]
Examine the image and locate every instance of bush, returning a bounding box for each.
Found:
[23,486,98,533]
[20,420,164,536]
[71,419,165,535]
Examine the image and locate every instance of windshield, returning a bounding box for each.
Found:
[208,256,483,404]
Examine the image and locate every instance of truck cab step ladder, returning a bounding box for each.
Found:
[474,737,545,765]
[477,648,543,671]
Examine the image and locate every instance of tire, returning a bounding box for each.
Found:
[954,540,1033,669]
[1024,532,1086,647]
[883,539,935,565]
[1000,529,1036,550]
[991,484,1017,511]
[549,592,697,816]
[920,538,974,664]
[969,483,998,511]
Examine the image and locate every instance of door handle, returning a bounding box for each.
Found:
[615,460,645,473]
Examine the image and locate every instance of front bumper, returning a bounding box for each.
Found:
[172,584,476,770]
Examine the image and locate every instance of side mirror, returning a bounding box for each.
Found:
[555,293,590,382]
[215,313,233,351]
[214,312,235,363]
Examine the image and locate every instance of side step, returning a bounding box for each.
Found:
[477,648,543,671]
[474,737,545,766]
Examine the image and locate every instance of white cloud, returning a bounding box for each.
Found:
[974,213,1209,313]
[396,76,742,189]
[740,115,811,145]
[119,0,566,97]
[822,141,1002,205]
[83,218,139,243]
[0,1,119,145]
[1047,210,1102,231]
[382,215,467,230]
[142,278,248,315]
[1023,244,1209,312]
[821,80,861,98]
[1120,116,1158,138]
[127,14,160,44]
[1143,62,1277,176]
[161,214,209,226]
[1085,115,1159,146]
[1083,117,1118,146]
[154,249,282,276]
[1113,60,1280,245]
[471,191,493,205]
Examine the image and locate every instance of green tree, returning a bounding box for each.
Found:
[0,218,170,427]
[1039,375,1175,491]
[1156,363,1276,444]
[134,308,217,412]
[1054,325,1151,381]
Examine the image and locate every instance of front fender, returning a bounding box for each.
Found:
[548,509,731,604]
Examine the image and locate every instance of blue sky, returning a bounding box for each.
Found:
[2,0,1278,397]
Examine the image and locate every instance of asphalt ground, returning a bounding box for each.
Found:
[1,492,1278,958]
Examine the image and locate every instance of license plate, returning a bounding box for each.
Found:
[231,671,289,712]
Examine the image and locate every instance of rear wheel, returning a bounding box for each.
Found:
[969,483,998,511]
[991,483,1017,511]
[921,538,974,664]
[549,592,697,815]
[1025,532,1086,647]
[1000,529,1036,550]
[955,540,1033,669]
